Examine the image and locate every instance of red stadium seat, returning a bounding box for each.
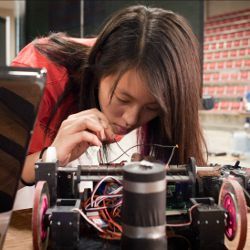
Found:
[235,86,246,96]
[216,86,225,96]
[220,101,230,110]
[204,9,249,116]
[231,102,241,111]
[225,86,236,96]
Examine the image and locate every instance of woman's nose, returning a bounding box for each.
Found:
[123,106,140,127]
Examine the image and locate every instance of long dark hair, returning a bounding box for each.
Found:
[34,5,207,165]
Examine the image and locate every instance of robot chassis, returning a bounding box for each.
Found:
[32,158,249,250]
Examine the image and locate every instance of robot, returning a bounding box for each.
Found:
[32,156,249,250]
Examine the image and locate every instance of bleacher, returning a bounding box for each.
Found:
[200,8,250,130]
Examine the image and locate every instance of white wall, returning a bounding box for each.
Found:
[0,7,15,64]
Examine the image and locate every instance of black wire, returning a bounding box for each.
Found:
[166,146,177,166]
[107,143,178,163]
[97,138,133,164]
[114,138,129,157]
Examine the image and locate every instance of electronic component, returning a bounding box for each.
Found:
[32,158,249,250]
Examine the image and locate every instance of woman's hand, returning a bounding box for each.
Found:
[50,108,115,166]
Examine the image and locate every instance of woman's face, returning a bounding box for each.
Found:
[98,69,161,135]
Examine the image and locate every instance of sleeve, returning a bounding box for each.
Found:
[11,41,69,154]
[11,37,95,154]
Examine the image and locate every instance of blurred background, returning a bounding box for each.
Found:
[0,0,250,167]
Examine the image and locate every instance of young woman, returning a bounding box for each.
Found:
[12,5,207,184]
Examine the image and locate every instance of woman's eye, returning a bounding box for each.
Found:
[117,97,129,104]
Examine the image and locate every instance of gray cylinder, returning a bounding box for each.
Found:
[121,161,167,250]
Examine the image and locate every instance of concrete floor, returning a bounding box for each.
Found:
[204,129,250,167]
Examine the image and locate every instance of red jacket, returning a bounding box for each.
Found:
[11,37,96,154]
